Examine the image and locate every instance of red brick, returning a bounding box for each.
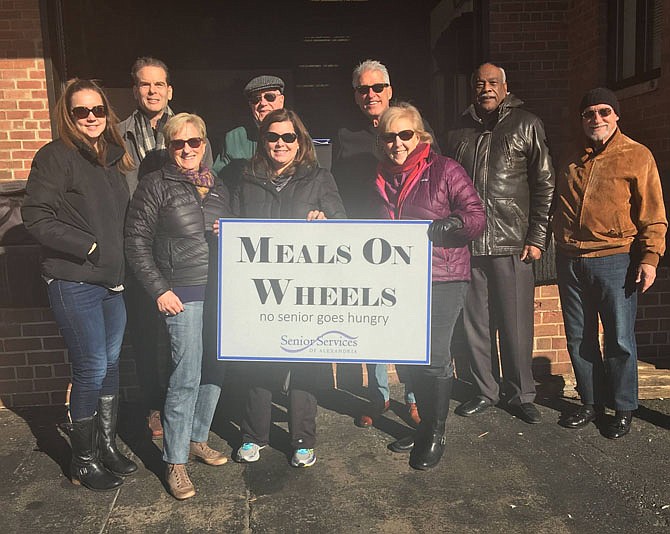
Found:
[0,379,33,393]
[0,323,21,337]
[34,365,51,378]
[21,322,59,337]
[53,363,71,377]
[3,337,41,351]
[0,367,16,379]
[26,351,65,365]
[42,337,66,350]
[12,392,49,406]
[16,366,33,379]
[34,377,70,391]
[535,337,552,350]
[16,80,41,89]
[17,100,44,110]
[534,324,560,336]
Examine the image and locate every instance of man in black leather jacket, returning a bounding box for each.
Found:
[445,62,554,424]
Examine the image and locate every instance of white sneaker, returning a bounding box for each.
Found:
[236,442,264,463]
[291,448,316,468]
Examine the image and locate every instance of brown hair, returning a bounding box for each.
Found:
[130,57,170,85]
[251,108,317,176]
[55,79,134,173]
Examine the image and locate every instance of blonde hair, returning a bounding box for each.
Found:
[376,102,433,153]
[163,113,207,143]
[55,79,134,173]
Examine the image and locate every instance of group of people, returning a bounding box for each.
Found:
[20,55,666,500]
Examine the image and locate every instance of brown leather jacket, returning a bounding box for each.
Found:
[552,129,667,267]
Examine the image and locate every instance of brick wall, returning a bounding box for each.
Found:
[0,0,52,181]
[487,0,572,155]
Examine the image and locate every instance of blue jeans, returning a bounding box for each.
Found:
[557,253,639,410]
[47,280,126,420]
[365,364,416,404]
[162,301,221,464]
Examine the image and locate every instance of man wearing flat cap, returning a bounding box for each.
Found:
[552,87,667,438]
[212,75,285,176]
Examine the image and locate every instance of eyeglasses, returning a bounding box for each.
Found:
[380,130,415,143]
[249,91,280,105]
[264,132,297,143]
[581,107,613,120]
[169,137,203,150]
[71,106,107,119]
[355,83,389,95]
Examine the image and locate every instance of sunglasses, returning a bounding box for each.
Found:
[169,137,203,150]
[71,105,107,119]
[249,91,280,105]
[264,132,297,143]
[381,130,415,143]
[581,107,613,120]
[355,83,389,95]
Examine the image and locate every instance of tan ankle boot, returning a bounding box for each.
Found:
[166,463,195,500]
[189,441,228,466]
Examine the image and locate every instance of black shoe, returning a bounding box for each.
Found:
[70,416,124,491]
[603,413,632,439]
[514,402,541,424]
[455,397,493,417]
[409,431,446,470]
[560,405,597,429]
[389,434,414,453]
[97,395,138,476]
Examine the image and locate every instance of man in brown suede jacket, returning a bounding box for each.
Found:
[552,87,667,439]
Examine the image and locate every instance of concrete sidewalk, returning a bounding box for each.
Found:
[1,382,669,534]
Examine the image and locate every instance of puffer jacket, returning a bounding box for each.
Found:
[234,163,347,219]
[372,149,485,282]
[124,162,231,301]
[22,139,129,287]
[445,94,554,256]
[552,129,667,266]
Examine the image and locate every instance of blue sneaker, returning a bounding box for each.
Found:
[236,442,264,463]
[291,448,316,468]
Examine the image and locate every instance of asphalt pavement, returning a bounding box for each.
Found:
[1,379,669,534]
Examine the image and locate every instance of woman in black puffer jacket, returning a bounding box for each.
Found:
[125,113,232,500]
[232,109,346,469]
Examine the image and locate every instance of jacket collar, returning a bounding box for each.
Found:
[74,138,125,167]
[463,92,524,124]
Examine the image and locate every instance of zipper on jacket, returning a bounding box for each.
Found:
[473,132,491,255]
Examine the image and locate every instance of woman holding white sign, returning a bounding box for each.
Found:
[232,108,346,468]
[373,102,485,470]
[125,113,232,500]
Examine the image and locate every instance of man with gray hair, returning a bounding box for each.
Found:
[332,59,439,429]
[446,62,554,424]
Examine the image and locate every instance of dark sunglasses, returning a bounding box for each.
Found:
[71,105,107,119]
[355,83,389,95]
[169,137,203,150]
[249,91,279,105]
[581,107,613,120]
[264,132,297,143]
[381,130,415,143]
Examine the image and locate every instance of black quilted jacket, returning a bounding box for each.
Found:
[124,162,231,300]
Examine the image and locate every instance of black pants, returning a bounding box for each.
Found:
[401,281,468,416]
[240,363,320,449]
[462,255,536,405]
[124,274,167,412]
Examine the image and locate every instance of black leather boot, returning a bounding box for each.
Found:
[409,376,453,470]
[98,395,138,476]
[70,415,123,491]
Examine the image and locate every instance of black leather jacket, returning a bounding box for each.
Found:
[445,94,554,256]
[124,162,231,300]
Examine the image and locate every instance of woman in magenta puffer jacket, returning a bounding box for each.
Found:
[372,102,485,470]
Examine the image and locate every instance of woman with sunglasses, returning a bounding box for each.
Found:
[232,108,346,468]
[125,113,231,500]
[373,103,485,470]
[22,79,138,491]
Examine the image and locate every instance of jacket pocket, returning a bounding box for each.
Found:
[492,198,526,249]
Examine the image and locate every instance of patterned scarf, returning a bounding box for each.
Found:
[131,106,174,160]
[177,165,215,198]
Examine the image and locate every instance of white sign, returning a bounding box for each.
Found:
[217,219,432,364]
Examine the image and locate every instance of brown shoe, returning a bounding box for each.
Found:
[147,410,163,439]
[356,400,390,428]
[166,463,195,500]
[189,441,228,466]
[407,402,421,427]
